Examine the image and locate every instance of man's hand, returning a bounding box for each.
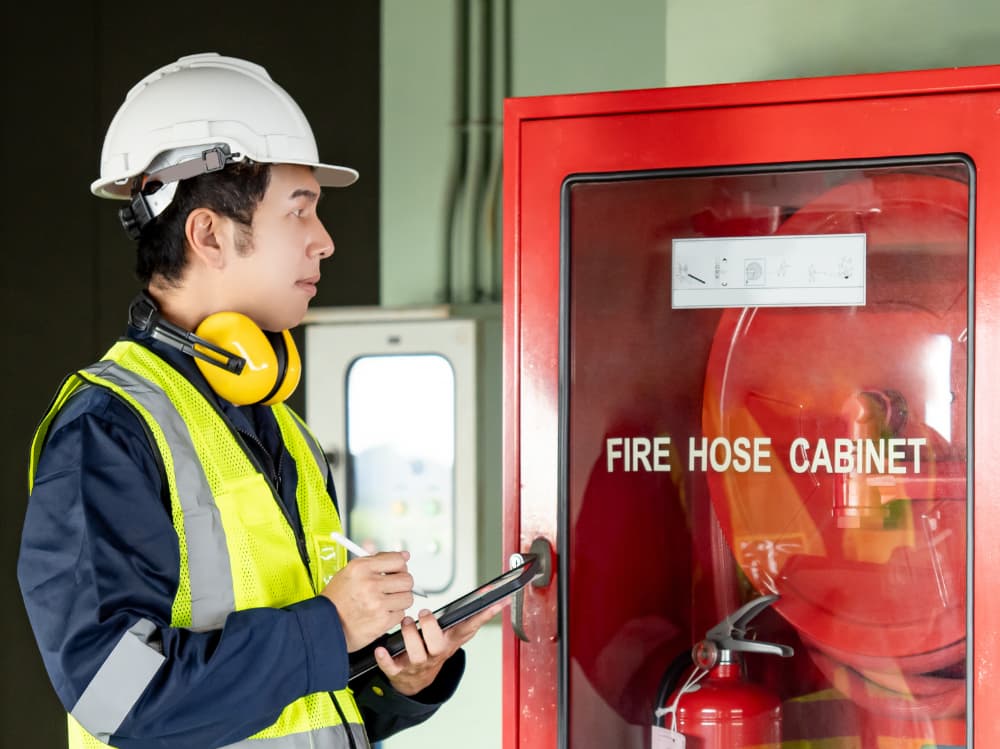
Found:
[321,552,415,652]
[373,600,509,696]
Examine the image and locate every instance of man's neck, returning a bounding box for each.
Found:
[148,277,221,332]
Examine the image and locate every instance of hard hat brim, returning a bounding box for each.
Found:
[91,159,359,200]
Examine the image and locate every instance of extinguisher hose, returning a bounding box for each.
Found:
[652,648,697,727]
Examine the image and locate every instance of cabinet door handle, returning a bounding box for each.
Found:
[510,537,554,642]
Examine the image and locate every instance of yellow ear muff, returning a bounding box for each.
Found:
[193,311,279,406]
[262,329,301,406]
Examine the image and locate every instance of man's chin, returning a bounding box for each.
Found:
[262,310,307,332]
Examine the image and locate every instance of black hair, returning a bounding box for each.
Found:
[134,161,272,285]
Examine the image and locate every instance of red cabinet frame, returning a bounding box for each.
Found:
[503,66,1000,749]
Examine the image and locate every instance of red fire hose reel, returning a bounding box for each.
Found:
[702,172,968,725]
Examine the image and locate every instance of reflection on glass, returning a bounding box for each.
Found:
[566,162,970,748]
[346,354,456,591]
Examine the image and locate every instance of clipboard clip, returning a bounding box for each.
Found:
[509,537,555,642]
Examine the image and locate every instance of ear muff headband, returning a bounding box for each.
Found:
[261,330,301,405]
[129,292,300,406]
[129,292,246,374]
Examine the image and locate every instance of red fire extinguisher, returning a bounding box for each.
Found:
[655,594,793,748]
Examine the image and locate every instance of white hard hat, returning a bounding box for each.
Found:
[91,52,358,200]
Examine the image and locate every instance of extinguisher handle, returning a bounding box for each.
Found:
[704,593,794,658]
[707,593,779,641]
[722,638,794,658]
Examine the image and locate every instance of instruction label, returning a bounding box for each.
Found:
[672,233,866,309]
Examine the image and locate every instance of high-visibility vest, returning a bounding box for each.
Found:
[30,341,369,749]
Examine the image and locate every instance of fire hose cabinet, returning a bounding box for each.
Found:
[501,66,1000,749]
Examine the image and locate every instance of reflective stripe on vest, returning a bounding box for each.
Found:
[222,723,370,749]
[67,718,371,749]
[84,358,237,630]
[33,341,367,749]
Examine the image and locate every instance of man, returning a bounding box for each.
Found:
[17,53,500,749]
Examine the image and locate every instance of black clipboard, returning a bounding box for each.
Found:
[348,553,540,680]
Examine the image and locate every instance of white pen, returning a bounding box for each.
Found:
[330,531,428,597]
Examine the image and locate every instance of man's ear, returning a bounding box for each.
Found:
[185,208,229,269]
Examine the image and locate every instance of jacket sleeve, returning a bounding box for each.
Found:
[17,389,353,749]
[351,649,466,742]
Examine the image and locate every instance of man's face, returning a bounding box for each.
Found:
[223,163,334,330]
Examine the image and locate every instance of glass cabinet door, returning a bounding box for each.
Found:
[563,160,970,748]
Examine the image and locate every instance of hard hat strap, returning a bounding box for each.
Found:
[118,145,243,240]
[146,145,238,186]
[120,190,155,240]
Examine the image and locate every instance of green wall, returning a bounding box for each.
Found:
[665,0,1000,85]
[381,0,460,307]
[381,0,1000,306]
[380,0,669,306]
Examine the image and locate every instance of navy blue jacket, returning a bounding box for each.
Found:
[17,325,463,748]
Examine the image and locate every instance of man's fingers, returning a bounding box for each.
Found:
[377,571,416,596]
[400,616,430,665]
[480,599,510,622]
[374,646,401,677]
[416,610,446,654]
[352,551,410,574]
[449,600,509,641]
[324,551,420,651]
[383,590,415,614]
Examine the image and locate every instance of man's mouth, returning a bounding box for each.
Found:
[296,275,320,296]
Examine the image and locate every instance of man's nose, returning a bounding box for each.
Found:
[311,221,335,258]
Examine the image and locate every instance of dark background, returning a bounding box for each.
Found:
[1,3,381,745]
